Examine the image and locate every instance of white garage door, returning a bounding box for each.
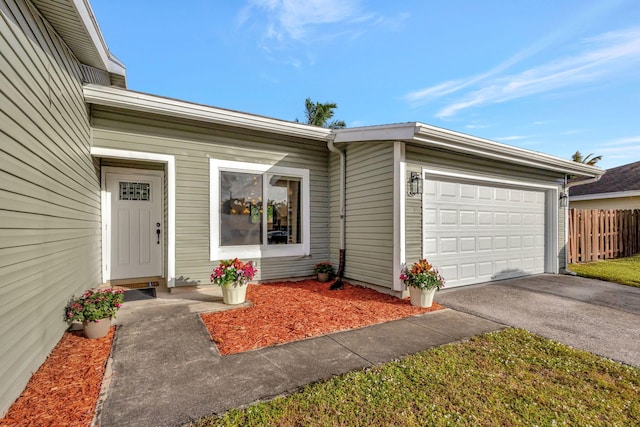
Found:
[423,176,546,288]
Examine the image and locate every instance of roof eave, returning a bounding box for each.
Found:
[73,0,126,76]
[32,0,126,81]
[570,190,640,201]
[83,85,332,141]
[334,122,604,178]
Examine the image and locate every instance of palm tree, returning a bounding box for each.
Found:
[571,150,602,166]
[297,98,346,129]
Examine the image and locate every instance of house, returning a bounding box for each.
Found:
[0,0,604,415]
[570,161,640,210]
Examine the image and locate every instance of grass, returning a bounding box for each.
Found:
[194,329,640,426]
[569,254,640,288]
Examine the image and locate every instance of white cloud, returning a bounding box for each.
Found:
[604,135,640,146]
[433,28,640,118]
[404,24,640,118]
[493,135,530,141]
[243,0,367,42]
[465,123,491,130]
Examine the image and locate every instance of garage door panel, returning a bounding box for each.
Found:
[423,177,546,288]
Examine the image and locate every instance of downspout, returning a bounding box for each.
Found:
[327,136,346,289]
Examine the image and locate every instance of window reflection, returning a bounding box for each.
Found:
[219,171,262,246]
[267,176,301,245]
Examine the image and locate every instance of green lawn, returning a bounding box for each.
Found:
[194,329,640,426]
[570,254,640,288]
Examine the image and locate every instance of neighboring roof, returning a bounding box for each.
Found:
[83,85,333,141]
[570,161,640,199]
[333,123,604,178]
[31,0,126,82]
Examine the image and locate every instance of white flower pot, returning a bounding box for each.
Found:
[317,272,330,282]
[409,286,436,308]
[221,282,248,305]
[83,318,111,339]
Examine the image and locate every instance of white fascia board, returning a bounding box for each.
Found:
[413,123,603,178]
[83,85,332,141]
[72,0,126,76]
[570,190,640,201]
[332,123,417,143]
[333,122,604,178]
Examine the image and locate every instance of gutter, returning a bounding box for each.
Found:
[566,175,602,189]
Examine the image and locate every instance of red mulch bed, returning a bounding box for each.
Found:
[200,280,443,355]
[0,328,115,427]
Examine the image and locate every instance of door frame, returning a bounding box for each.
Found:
[93,147,176,287]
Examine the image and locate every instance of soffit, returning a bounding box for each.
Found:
[31,0,125,78]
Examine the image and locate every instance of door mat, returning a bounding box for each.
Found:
[124,287,157,302]
[119,281,159,289]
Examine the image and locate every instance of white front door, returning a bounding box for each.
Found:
[106,172,163,280]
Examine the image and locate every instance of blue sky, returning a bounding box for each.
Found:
[91,0,640,169]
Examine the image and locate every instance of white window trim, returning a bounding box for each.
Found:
[210,159,310,260]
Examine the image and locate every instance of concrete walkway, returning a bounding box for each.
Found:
[96,286,502,427]
[437,274,640,367]
[97,274,640,426]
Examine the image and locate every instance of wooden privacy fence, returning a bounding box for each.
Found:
[568,208,640,263]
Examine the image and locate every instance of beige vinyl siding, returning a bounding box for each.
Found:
[341,142,395,288]
[406,144,566,274]
[405,164,422,262]
[0,0,99,416]
[559,199,567,270]
[570,197,640,210]
[91,106,330,284]
[80,63,111,86]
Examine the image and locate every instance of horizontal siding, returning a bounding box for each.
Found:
[91,106,330,284]
[343,142,394,288]
[79,64,111,85]
[405,164,422,262]
[405,144,566,275]
[0,0,99,416]
[406,145,564,183]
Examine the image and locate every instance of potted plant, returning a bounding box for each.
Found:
[65,288,125,338]
[211,258,257,304]
[400,259,445,308]
[313,261,335,283]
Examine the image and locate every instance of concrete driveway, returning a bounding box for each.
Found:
[436,274,640,367]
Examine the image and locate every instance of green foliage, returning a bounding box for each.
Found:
[571,150,602,166]
[210,258,257,287]
[64,288,124,322]
[313,261,335,275]
[298,97,346,129]
[570,254,640,288]
[400,259,445,290]
[194,329,640,426]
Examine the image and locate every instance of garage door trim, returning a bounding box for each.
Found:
[421,167,559,284]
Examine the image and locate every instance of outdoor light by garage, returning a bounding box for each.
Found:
[408,171,423,196]
[559,191,569,207]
